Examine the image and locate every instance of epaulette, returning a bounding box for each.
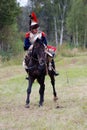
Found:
[42,32,46,37]
[25,32,30,38]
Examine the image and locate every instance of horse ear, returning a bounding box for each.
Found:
[36,38,42,44]
[36,38,40,42]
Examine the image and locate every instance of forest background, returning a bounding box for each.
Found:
[0,0,87,62]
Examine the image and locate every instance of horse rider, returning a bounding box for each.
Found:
[23,12,58,78]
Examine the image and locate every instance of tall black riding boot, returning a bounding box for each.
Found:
[51,59,59,76]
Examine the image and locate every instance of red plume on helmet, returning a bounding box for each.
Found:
[29,12,39,30]
[31,12,38,23]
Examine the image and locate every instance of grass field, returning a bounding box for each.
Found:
[0,54,87,130]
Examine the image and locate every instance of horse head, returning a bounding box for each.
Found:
[32,38,46,70]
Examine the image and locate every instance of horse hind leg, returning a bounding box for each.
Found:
[50,73,58,101]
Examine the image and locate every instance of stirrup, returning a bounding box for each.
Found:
[53,70,59,76]
[26,77,29,80]
[54,72,59,76]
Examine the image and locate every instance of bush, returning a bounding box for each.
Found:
[58,43,79,57]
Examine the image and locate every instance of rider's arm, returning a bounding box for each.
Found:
[24,32,31,51]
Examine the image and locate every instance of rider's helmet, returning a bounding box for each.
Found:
[29,12,39,30]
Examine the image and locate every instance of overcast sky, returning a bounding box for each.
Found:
[17,0,27,7]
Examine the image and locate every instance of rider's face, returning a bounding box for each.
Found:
[31,28,38,34]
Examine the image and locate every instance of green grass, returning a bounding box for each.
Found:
[0,54,87,130]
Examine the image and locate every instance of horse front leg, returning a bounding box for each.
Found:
[38,77,45,107]
[39,84,45,106]
[25,76,34,108]
[49,71,58,101]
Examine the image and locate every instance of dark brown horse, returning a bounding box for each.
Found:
[25,38,58,108]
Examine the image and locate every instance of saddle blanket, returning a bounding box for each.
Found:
[47,45,57,52]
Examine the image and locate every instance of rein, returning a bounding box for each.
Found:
[31,55,38,62]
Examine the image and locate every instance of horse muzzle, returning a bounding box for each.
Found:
[38,62,45,71]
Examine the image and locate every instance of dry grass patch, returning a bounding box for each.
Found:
[0,55,87,130]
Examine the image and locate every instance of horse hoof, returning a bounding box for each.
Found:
[25,104,30,108]
[54,96,58,101]
[39,103,43,107]
[39,104,43,107]
[56,105,60,108]
[56,105,64,109]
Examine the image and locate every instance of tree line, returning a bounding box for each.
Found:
[0,0,87,58]
[18,0,87,48]
[0,0,21,59]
